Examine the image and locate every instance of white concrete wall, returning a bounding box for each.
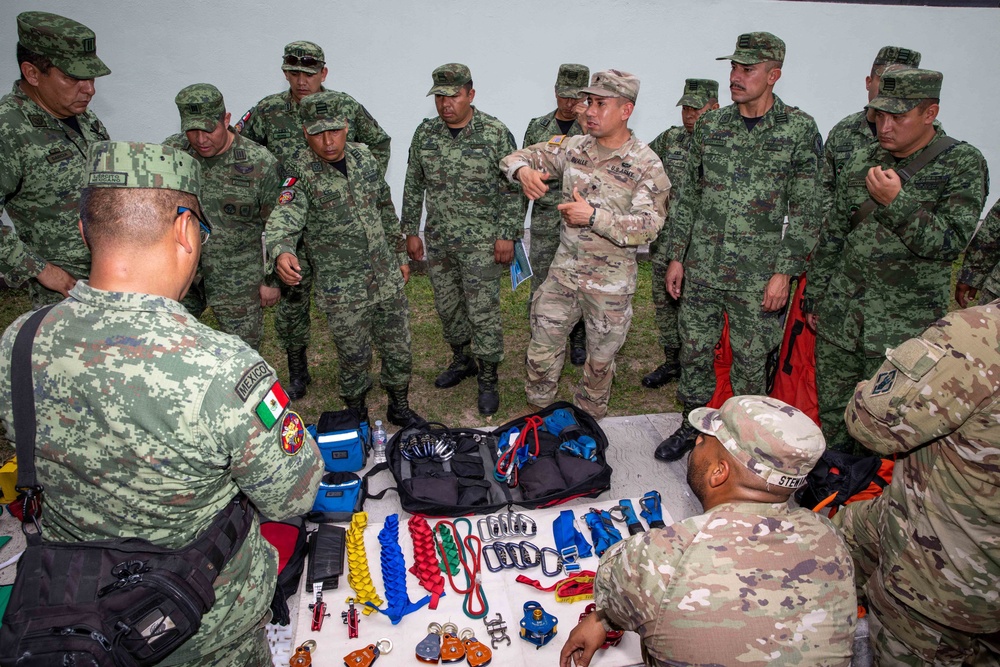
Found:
[3,0,998,211]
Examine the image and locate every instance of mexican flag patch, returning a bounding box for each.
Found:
[281,177,297,188]
[256,381,290,428]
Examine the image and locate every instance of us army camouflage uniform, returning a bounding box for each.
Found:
[0,82,109,307]
[267,142,411,400]
[648,125,692,350]
[0,283,324,667]
[401,107,522,363]
[163,130,281,350]
[522,112,584,295]
[836,302,1000,665]
[501,132,670,419]
[595,502,856,665]
[809,125,988,453]
[238,88,390,351]
[667,97,823,408]
[957,197,1000,304]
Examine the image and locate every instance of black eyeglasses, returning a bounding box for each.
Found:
[283,55,324,69]
[178,206,211,244]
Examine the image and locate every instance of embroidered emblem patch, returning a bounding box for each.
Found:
[278,189,295,205]
[235,111,251,133]
[235,361,270,402]
[280,411,305,455]
[256,381,289,428]
[234,164,254,174]
[548,134,566,146]
[281,177,297,187]
[871,369,897,396]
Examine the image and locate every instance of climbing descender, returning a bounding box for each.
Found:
[483,612,511,648]
[461,628,493,667]
[416,623,444,663]
[519,601,558,649]
[344,639,392,667]
[342,598,360,638]
[290,640,317,667]
[310,584,330,631]
[578,603,624,649]
[440,623,467,663]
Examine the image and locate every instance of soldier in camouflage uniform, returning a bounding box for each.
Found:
[402,63,522,416]
[238,41,391,399]
[807,69,988,454]
[522,64,590,366]
[0,12,111,309]
[560,396,856,667]
[643,78,719,390]
[837,303,1000,665]
[163,83,282,350]
[657,33,823,462]
[955,197,1000,307]
[267,92,422,428]
[0,141,323,667]
[503,70,670,420]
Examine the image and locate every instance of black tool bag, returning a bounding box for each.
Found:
[364,402,611,516]
[0,307,256,667]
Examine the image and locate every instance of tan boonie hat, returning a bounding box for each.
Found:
[578,69,640,103]
[427,63,472,97]
[717,32,786,65]
[555,63,590,99]
[867,68,942,114]
[299,91,349,134]
[872,46,921,72]
[17,11,110,79]
[689,395,826,489]
[282,41,325,74]
[175,84,226,133]
[677,78,719,108]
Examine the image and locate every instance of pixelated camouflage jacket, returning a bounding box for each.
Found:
[501,132,669,295]
[163,130,280,284]
[809,126,988,356]
[401,107,523,247]
[667,96,823,292]
[267,142,406,307]
[648,125,692,265]
[958,197,1000,295]
[523,110,584,219]
[595,501,856,666]
[0,82,109,285]
[237,87,390,173]
[845,302,1000,633]
[0,282,323,663]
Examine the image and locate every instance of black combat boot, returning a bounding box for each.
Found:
[434,342,477,389]
[476,360,500,416]
[642,347,681,389]
[385,385,425,429]
[654,406,700,462]
[285,346,312,400]
[343,392,369,426]
[569,321,587,366]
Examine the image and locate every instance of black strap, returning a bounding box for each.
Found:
[850,136,959,228]
[10,306,54,496]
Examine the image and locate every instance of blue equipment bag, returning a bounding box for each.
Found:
[312,408,370,472]
[309,471,365,523]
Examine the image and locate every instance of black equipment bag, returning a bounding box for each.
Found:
[364,402,612,516]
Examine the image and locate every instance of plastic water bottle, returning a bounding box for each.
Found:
[373,420,388,464]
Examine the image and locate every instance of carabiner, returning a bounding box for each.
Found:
[519,541,541,568]
[540,547,562,577]
[504,542,529,570]
[483,543,504,573]
[477,517,492,542]
[518,513,537,537]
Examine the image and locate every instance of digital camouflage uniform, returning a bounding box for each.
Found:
[837,302,1000,665]
[238,73,390,352]
[267,135,411,403]
[957,197,1000,304]
[0,12,111,308]
[809,70,989,453]
[164,85,282,350]
[501,119,670,419]
[401,106,522,364]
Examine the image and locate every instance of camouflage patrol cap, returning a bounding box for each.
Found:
[299,91,349,134]
[867,68,942,114]
[175,84,226,133]
[717,32,786,65]
[689,396,825,490]
[555,63,590,99]
[427,63,472,97]
[872,46,921,71]
[677,79,720,108]
[17,11,110,79]
[578,69,640,103]
[282,41,325,74]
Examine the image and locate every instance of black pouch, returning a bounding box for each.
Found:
[517,456,567,499]
[457,479,492,506]
[556,451,605,487]
[451,452,486,479]
[404,475,460,506]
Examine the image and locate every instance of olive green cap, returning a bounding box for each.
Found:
[717,32,785,65]
[282,41,325,74]
[555,63,590,99]
[427,63,472,97]
[872,46,921,72]
[175,84,226,133]
[677,78,719,108]
[867,68,942,114]
[299,91,349,135]
[579,69,640,103]
[17,11,110,79]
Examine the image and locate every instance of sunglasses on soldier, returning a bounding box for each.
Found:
[283,55,324,69]
[178,206,212,245]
